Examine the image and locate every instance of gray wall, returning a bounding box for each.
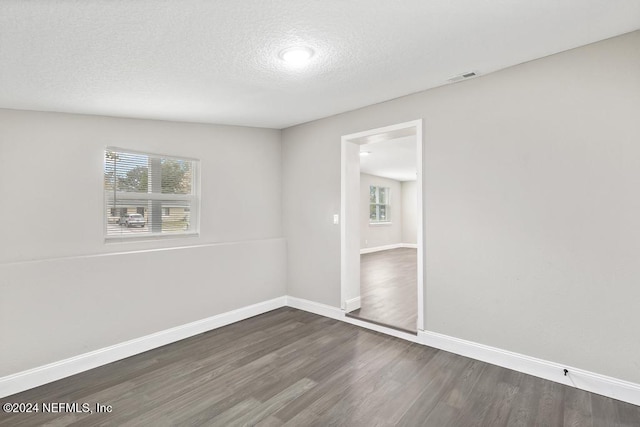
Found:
[282,31,640,383]
[360,173,402,249]
[401,180,417,245]
[0,109,286,376]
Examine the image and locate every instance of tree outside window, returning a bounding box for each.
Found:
[104,148,199,238]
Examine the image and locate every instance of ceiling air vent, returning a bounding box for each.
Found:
[448,71,478,83]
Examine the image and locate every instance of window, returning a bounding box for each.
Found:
[369,186,391,223]
[104,148,199,239]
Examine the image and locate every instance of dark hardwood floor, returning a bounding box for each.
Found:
[349,247,418,333]
[1,308,638,426]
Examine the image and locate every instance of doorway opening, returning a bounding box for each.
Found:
[340,120,424,333]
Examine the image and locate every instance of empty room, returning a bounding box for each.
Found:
[1,1,640,426]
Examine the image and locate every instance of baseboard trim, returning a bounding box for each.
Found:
[3,294,639,407]
[0,296,287,398]
[360,243,416,254]
[287,296,640,407]
[286,296,343,320]
[418,330,640,406]
[360,243,400,254]
[344,296,361,312]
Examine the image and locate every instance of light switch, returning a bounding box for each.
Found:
[333,214,339,225]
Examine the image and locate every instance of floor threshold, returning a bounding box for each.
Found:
[345,312,417,335]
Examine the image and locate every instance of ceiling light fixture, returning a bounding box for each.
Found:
[359,151,371,156]
[279,46,314,66]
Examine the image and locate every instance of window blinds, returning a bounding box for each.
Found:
[104,148,199,238]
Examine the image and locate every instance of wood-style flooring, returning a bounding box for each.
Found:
[2,308,638,426]
[349,248,417,333]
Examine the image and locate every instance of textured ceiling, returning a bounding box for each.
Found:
[360,136,417,182]
[1,1,639,129]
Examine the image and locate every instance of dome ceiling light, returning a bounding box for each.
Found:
[279,46,314,66]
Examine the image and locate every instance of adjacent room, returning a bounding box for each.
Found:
[345,134,420,333]
[1,1,640,425]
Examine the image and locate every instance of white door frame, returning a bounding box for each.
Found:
[340,119,424,331]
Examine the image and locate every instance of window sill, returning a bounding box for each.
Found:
[369,222,393,226]
[105,231,200,244]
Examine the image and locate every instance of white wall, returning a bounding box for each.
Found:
[360,173,402,249]
[401,180,417,244]
[0,109,286,376]
[282,31,640,384]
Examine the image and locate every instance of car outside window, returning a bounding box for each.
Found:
[104,148,199,239]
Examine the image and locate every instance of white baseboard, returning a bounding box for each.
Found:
[344,296,361,312]
[360,243,416,254]
[0,296,287,399]
[3,294,640,407]
[286,296,343,320]
[360,243,401,254]
[419,330,640,406]
[287,296,640,407]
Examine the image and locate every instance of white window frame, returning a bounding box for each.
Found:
[104,147,200,241]
[369,185,391,224]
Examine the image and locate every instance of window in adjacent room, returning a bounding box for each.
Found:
[369,185,391,223]
[104,148,199,239]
